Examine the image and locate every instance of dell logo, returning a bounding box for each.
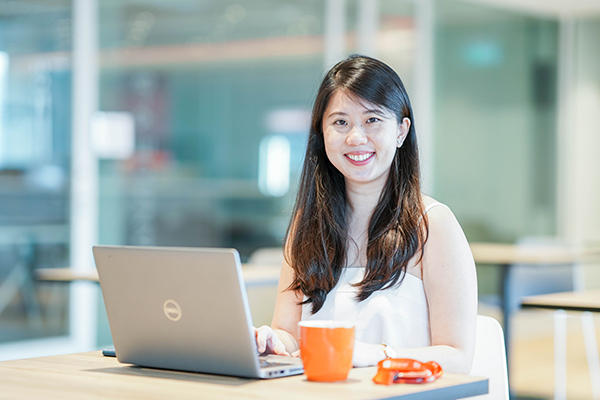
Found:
[163,299,182,321]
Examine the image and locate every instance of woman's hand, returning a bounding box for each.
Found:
[254,325,291,356]
[352,341,386,367]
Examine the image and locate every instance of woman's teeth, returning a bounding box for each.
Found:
[347,153,373,162]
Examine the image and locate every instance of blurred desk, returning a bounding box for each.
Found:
[36,265,281,327]
[36,268,99,283]
[470,242,600,265]
[470,241,600,398]
[0,351,488,400]
[36,264,280,288]
[521,289,600,312]
[469,242,600,345]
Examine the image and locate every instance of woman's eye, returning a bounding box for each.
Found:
[334,119,347,126]
[367,117,380,124]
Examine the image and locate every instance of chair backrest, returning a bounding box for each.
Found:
[470,315,509,400]
[247,247,284,266]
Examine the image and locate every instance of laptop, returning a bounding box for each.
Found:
[93,245,304,379]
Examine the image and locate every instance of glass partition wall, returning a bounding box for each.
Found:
[0,0,419,353]
[0,0,568,365]
[0,2,72,346]
[96,0,418,260]
[434,1,558,243]
[96,0,326,260]
[433,1,559,296]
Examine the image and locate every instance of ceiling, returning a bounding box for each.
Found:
[460,0,600,18]
[2,0,599,56]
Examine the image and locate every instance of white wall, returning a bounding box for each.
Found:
[559,18,600,287]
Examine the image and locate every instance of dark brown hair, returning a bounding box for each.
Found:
[285,55,426,314]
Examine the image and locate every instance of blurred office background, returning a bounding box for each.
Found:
[1,0,599,397]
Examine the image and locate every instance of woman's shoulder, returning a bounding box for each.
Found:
[421,194,437,207]
[419,195,473,282]
[421,194,443,208]
[421,194,451,215]
[419,194,470,257]
[420,194,459,231]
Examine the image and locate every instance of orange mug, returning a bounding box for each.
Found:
[298,320,355,382]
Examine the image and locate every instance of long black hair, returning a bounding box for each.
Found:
[285,55,426,314]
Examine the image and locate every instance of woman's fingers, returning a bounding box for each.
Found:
[272,340,291,357]
[255,325,271,353]
[254,325,292,356]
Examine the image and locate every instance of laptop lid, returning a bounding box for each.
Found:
[93,245,302,379]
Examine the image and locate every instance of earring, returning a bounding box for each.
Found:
[396,139,403,147]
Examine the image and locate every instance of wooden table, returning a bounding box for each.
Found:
[521,289,600,313]
[469,242,600,266]
[0,351,488,400]
[469,243,600,353]
[521,290,600,400]
[36,264,281,288]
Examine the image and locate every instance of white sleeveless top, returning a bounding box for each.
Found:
[300,202,448,348]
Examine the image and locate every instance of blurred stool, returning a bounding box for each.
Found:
[522,290,600,400]
[0,238,43,330]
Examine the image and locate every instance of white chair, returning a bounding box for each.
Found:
[244,247,283,327]
[470,315,509,400]
[247,247,284,266]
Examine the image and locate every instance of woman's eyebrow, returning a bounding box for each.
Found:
[326,111,348,119]
[363,108,389,117]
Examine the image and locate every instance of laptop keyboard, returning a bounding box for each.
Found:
[260,360,289,368]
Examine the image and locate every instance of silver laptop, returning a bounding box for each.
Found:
[93,245,303,379]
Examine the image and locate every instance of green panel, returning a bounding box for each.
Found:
[433,0,559,295]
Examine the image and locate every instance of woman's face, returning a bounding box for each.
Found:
[322,90,410,191]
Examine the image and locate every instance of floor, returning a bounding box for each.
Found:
[481,304,600,400]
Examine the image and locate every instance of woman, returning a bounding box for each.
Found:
[255,55,477,374]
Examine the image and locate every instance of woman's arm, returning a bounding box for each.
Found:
[352,204,478,374]
[255,257,304,355]
[421,203,478,373]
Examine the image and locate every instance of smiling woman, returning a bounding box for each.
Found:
[255,55,478,375]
